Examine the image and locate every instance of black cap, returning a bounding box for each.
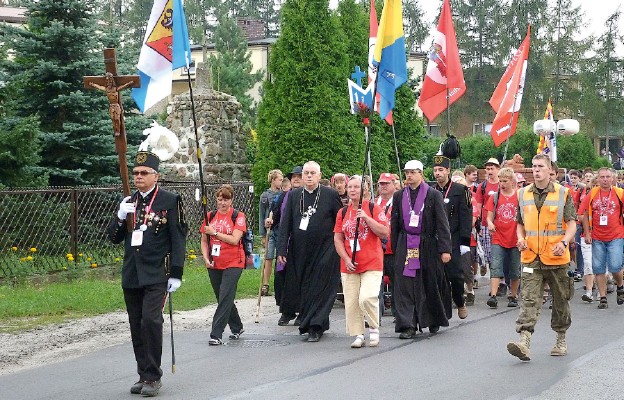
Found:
[135,151,160,172]
[287,165,303,179]
[433,155,450,169]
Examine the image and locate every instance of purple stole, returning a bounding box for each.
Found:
[401,182,429,277]
[276,190,292,272]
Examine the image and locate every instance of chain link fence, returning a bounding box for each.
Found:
[0,181,256,279]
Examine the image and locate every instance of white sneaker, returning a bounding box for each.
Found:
[351,335,365,348]
[369,329,380,347]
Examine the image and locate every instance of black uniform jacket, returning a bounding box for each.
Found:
[108,187,187,288]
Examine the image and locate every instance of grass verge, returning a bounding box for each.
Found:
[0,265,265,333]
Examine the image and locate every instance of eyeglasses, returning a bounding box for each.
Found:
[133,170,156,176]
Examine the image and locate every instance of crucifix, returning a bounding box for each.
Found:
[84,48,141,231]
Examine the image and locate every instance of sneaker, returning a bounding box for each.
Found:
[573,273,582,282]
[399,327,416,339]
[209,337,224,346]
[465,292,475,306]
[498,284,508,297]
[351,335,365,348]
[130,381,145,394]
[581,293,593,303]
[140,380,162,397]
[229,329,244,340]
[598,297,608,309]
[617,288,624,305]
[369,329,380,347]
[487,295,498,308]
[507,296,518,307]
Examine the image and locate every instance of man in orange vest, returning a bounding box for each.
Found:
[507,154,577,361]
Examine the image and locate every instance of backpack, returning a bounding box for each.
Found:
[441,134,461,159]
[209,209,254,258]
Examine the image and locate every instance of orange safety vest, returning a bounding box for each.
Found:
[518,183,570,265]
[586,186,624,228]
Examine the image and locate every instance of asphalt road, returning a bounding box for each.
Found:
[3,280,624,400]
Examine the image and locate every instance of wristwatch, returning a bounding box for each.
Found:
[212,231,218,237]
[561,240,568,247]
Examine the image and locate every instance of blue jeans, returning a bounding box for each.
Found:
[592,238,624,275]
[490,244,521,280]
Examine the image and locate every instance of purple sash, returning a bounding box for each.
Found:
[401,183,429,277]
[276,190,291,272]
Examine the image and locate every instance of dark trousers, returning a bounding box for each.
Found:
[274,268,285,307]
[449,276,465,308]
[208,267,243,339]
[123,282,167,382]
[382,254,396,316]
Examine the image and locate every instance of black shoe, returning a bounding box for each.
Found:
[498,284,508,297]
[507,296,518,307]
[617,288,624,305]
[130,381,144,394]
[229,329,244,340]
[278,314,295,326]
[140,380,162,397]
[581,293,593,303]
[307,331,322,342]
[293,315,302,326]
[487,295,498,308]
[399,327,416,339]
[465,292,475,306]
[598,297,608,309]
[429,326,440,334]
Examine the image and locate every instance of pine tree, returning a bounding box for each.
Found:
[209,13,263,118]
[403,0,429,53]
[253,0,364,191]
[0,0,145,186]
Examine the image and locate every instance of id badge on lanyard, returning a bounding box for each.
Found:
[409,213,419,227]
[600,214,608,226]
[299,217,309,231]
[131,230,143,246]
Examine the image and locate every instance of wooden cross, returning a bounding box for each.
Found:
[84,48,141,231]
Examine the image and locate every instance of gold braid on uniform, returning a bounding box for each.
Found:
[464,186,472,208]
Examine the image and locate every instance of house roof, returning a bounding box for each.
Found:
[0,6,27,24]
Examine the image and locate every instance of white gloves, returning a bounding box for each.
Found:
[167,278,181,292]
[117,196,135,220]
[460,245,471,255]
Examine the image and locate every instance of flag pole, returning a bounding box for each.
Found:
[351,119,374,264]
[446,88,451,137]
[391,123,403,187]
[502,92,520,162]
[184,69,210,230]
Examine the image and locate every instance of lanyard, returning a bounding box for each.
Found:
[600,188,611,215]
[135,186,159,228]
[443,181,453,199]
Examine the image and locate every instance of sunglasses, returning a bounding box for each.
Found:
[133,170,156,176]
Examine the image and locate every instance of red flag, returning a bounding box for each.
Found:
[368,0,393,125]
[489,26,531,147]
[418,0,466,122]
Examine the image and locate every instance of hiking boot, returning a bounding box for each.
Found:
[458,305,468,319]
[581,293,593,303]
[507,296,518,307]
[465,292,475,306]
[487,295,498,308]
[130,381,145,394]
[598,297,608,309]
[507,331,532,361]
[550,332,567,356]
[140,380,162,397]
[399,327,416,339]
[617,288,624,305]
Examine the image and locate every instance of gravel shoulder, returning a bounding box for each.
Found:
[0,297,279,376]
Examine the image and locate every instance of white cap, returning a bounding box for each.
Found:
[403,160,424,171]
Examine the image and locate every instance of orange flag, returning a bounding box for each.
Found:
[489,26,531,147]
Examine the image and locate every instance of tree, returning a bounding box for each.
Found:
[336,0,368,72]
[252,0,364,193]
[208,13,263,119]
[0,0,147,186]
[403,0,429,53]
[0,117,47,187]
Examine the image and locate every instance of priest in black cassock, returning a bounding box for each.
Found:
[276,161,343,342]
[391,159,453,339]
[433,155,472,320]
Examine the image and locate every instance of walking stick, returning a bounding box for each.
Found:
[255,211,273,323]
[168,293,176,373]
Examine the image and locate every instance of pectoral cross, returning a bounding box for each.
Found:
[84,48,141,231]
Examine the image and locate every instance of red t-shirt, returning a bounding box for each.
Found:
[485,191,518,248]
[578,189,624,242]
[470,195,479,246]
[376,197,393,255]
[474,181,500,226]
[200,208,247,269]
[333,201,386,273]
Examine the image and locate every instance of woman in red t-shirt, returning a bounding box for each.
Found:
[200,185,247,345]
[334,175,388,348]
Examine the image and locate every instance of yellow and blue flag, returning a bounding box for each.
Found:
[132,0,192,113]
[372,0,407,120]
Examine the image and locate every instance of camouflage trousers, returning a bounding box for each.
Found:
[515,261,573,334]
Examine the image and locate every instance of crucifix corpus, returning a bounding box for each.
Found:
[84,48,141,231]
